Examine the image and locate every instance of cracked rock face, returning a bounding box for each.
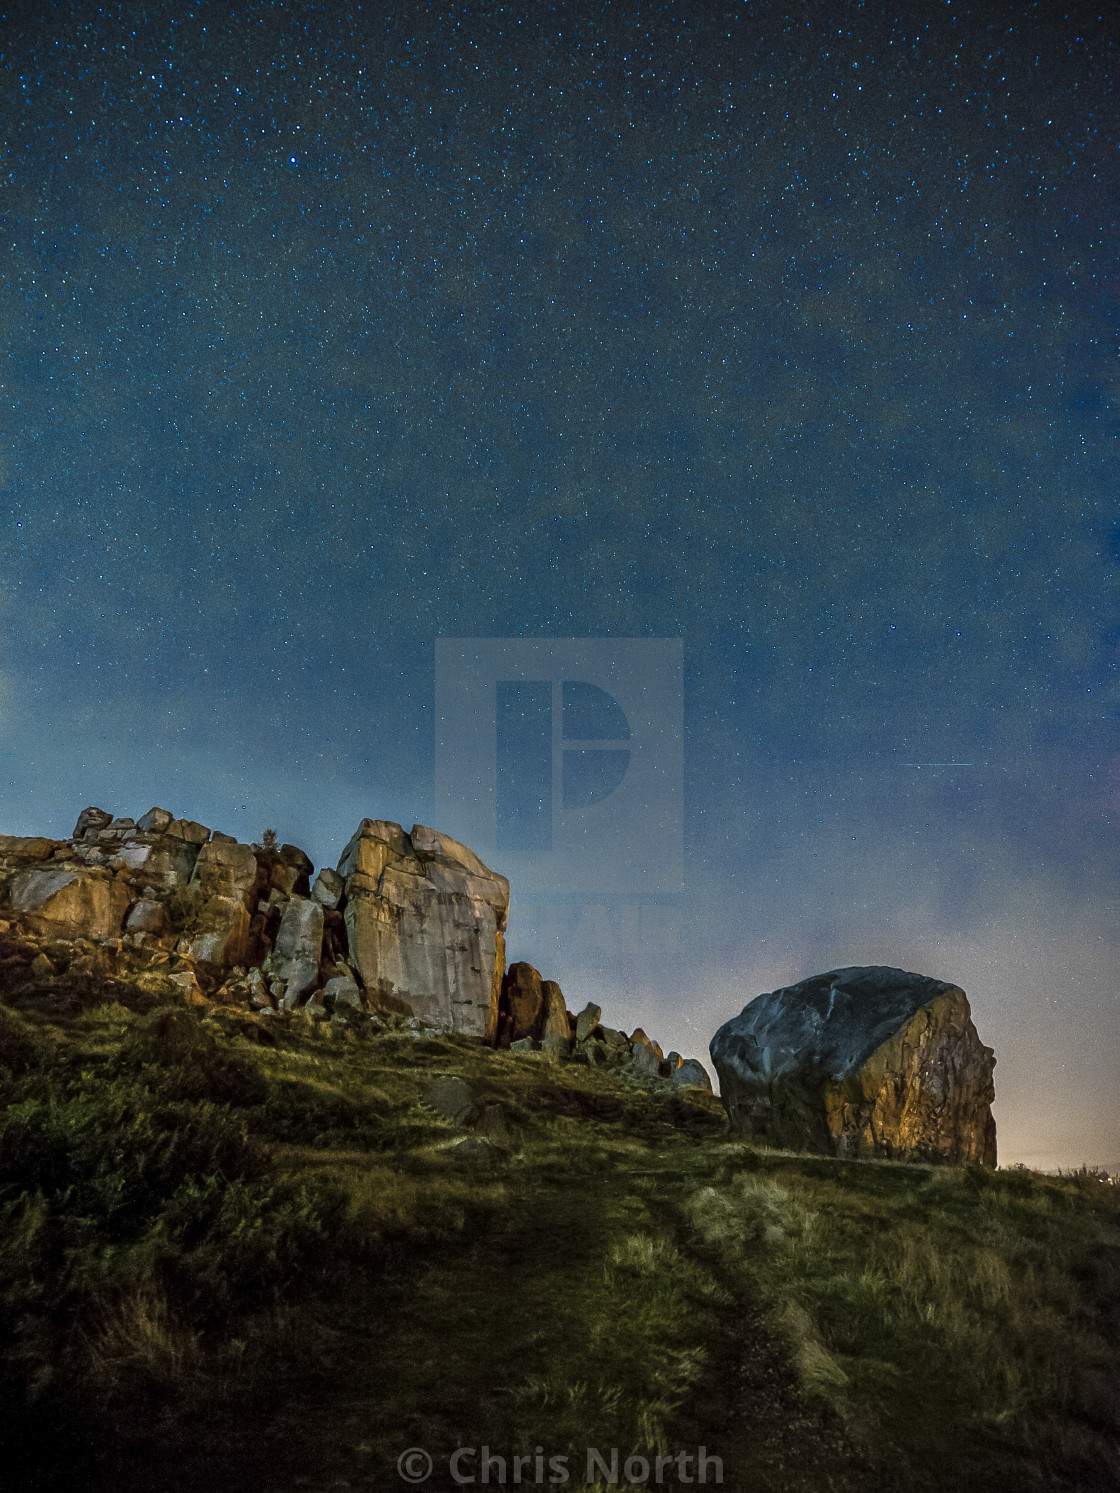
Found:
[337,819,509,1039]
[710,966,996,1166]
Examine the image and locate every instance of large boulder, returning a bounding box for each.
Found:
[497,962,544,1047]
[0,836,63,860]
[266,895,324,1006]
[539,980,572,1051]
[337,819,508,1038]
[574,1002,602,1043]
[176,839,263,966]
[670,1058,713,1092]
[119,833,202,885]
[497,966,571,1050]
[73,807,112,839]
[710,966,996,1166]
[9,866,131,941]
[311,867,344,909]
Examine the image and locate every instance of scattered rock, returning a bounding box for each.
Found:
[630,1028,663,1061]
[670,1058,713,1092]
[629,1043,662,1078]
[509,1036,537,1054]
[574,1003,602,1043]
[246,968,271,1009]
[598,1027,630,1060]
[539,982,572,1051]
[322,974,362,1012]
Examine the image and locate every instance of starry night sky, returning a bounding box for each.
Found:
[2,1,1117,1168]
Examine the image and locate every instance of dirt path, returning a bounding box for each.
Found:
[106,1150,877,1493]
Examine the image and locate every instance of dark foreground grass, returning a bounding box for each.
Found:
[0,992,1116,1493]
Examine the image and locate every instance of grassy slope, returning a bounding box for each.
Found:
[0,993,1117,1493]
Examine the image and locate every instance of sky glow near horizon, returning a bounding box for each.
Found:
[2,1,1117,1169]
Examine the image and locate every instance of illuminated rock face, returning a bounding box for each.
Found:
[337,819,509,1040]
[710,966,996,1167]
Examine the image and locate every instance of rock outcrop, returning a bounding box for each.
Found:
[0,801,711,1088]
[710,966,996,1166]
[337,819,509,1039]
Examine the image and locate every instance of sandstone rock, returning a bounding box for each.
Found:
[574,1003,602,1043]
[193,838,259,893]
[166,969,205,1002]
[539,981,572,1050]
[337,819,508,1039]
[73,807,112,839]
[117,834,201,885]
[710,966,997,1166]
[322,974,362,1011]
[167,819,211,845]
[311,867,344,909]
[497,962,543,1047]
[599,1027,630,1059]
[246,968,270,1009]
[273,894,323,965]
[177,839,262,966]
[262,844,314,897]
[125,899,168,935]
[268,895,324,1007]
[0,836,63,860]
[670,1058,713,1092]
[629,1043,662,1078]
[137,807,174,834]
[9,866,130,942]
[630,1028,663,1061]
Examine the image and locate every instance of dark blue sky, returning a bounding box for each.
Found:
[2,1,1117,1168]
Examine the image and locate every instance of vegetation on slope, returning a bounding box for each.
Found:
[0,985,1116,1493]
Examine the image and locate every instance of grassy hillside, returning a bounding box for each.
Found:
[0,986,1116,1493]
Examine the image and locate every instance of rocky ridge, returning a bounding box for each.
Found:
[0,806,710,1088]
